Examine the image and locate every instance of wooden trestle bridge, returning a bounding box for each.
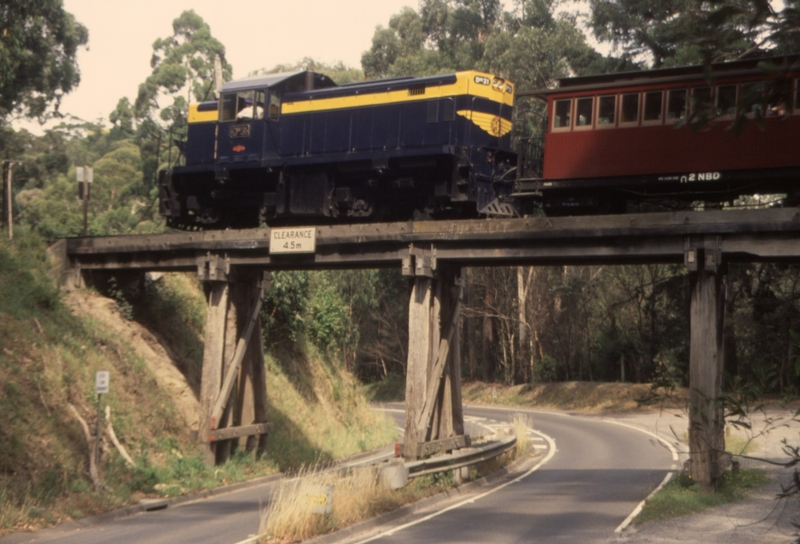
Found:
[49,208,800,489]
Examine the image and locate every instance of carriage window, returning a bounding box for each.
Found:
[794,79,800,113]
[575,97,593,128]
[666,89,687,121]
[597,95,616,127]
[553,99,572,130]
[691,87,712,115]
[620,93,639,125]
[766,79,791,116]
[716,84,737,116]
[643,91,663,123]
[740,82,763,116]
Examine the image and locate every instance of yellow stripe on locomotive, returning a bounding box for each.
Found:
[281,71,514,115]
[188,102,218,123]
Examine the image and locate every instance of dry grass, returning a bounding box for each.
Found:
[259,414,539,542]
[510,413,533,458]
[259,465,395,543]
[462,381,688,413]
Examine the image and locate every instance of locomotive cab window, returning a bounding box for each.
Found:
[643,91,663,124]
[553,99,572,131]
[620,93,639,126]
[666,89,687,122]
[716,84,737,116]
[575,97,593,129]
[596,95,616,128]
[220,91,265,121]
[220,92,240,122]
[269,91,282,118]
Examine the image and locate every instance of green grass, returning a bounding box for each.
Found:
[636,469,770,524]
[364,372,405,402]
[725,434,757,455]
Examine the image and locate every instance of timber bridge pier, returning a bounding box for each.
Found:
[49,208,800,489]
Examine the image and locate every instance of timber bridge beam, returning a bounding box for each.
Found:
[49,208,800,487]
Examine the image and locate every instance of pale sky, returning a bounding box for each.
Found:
[15,0,420,133]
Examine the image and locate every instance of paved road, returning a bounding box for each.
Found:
[350,403,676,544]
[2,405,674,544]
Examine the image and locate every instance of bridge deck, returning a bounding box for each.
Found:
[54,208,800,272]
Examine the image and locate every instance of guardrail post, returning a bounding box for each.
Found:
[687,236,726,492]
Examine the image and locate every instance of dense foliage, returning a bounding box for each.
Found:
[0,0,88,126]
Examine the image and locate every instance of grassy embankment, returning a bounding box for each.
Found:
[636,469,770,524]
[0,233,395,536]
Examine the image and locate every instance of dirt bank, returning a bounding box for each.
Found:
[64,289,199,430]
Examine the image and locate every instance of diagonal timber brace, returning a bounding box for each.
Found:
[415,279,463,437]
[209,287,264,431]
[404,265,466,460]
[200,270,271,466]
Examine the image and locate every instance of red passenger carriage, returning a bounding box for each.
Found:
[516,56,800,214]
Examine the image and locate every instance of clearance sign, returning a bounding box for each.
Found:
[269,227,316,254]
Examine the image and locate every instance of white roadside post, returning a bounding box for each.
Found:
[95,371,109,465]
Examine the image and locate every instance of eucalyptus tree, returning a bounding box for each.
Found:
[587,0,800,67]
[0,0,88,127]
[133,10,232,125]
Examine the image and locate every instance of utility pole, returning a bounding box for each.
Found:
[77,166,93,236]
[2,160,13,240]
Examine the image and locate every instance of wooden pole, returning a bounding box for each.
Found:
[2,161,12,239]
[250,273,270,456]
[688,247,726,492]
[404,276,432,460]
[404,264,466,460]
[94,393,103,468]
[200,283,229,466]
[199,271,271,466]
[82,166,89,237]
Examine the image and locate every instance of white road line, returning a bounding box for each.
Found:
[603,419,679,533]
[350,429,557,544]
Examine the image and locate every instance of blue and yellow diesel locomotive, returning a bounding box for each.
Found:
[159,70,516,229]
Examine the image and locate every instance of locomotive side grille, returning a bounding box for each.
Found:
[441,98,455,121]
[408,85,426,96]
[427,100,439,123]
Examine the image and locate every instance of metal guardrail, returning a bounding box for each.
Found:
[405,433,518,478]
